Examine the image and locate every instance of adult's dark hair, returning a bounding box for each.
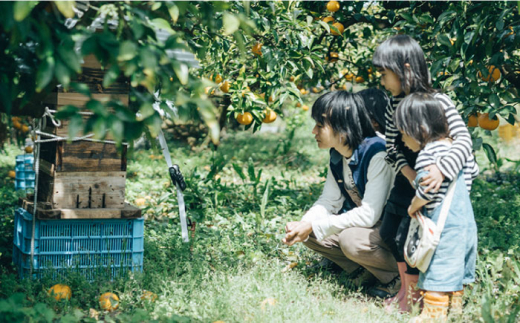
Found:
[311,90,376,151]
[372,35,434,95]
[394,92,449,149]
[358,88,390,133]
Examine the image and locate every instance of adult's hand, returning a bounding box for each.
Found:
[282,221,312,246]
[285,221,300,233]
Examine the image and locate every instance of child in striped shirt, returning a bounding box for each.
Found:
[370,35,478,311]
[394,92,477,322]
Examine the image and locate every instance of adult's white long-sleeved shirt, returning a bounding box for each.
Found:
[301,151,395,241]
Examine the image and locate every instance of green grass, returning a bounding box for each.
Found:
[1,118,520,322]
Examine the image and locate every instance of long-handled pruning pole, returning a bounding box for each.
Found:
[157,130,190,243]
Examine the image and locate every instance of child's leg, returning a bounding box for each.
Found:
[378,209,421,312]
[409,291,450,323]
[449,290,464,315]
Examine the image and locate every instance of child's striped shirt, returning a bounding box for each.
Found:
[415,140,478,212]
[385,92,479,188]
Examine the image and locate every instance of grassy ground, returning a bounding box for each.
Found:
[1,116,520,322]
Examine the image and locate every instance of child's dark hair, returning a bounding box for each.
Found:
[357,88,390,133]
[394,92,449,148]
[311,91,376,151]
[373,35,434,95]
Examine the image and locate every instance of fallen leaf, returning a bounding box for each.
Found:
[260,298,277,311]
[281,262,298,273]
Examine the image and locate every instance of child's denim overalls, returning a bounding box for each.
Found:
[414,170,477,292]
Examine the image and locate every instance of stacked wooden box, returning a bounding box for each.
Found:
[22,55,140,220]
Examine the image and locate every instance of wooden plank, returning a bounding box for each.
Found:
[38,159,55,177]
[57,92,128,107]
[120,203,142,219]
[82,54,102,69]
[52,171,126,209]
[21,198,141,219]
[60,203,141,219]
[60,208,121,219]
[36,171,55,204]
[38,141,58,166]
[59,141,125,172]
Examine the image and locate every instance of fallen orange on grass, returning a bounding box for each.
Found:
[48,284,72,301]
[99,292,119,311]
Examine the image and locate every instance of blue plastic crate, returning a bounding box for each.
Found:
[15,154,35,191]
[13,208,144,280]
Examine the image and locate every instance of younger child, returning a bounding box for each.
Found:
[394,92,477,322]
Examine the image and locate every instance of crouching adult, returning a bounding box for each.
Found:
[282,90,399,293]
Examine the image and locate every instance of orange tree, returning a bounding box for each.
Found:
[0,1,519,155]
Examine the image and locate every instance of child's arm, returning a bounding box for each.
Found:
[408,195,429,217]
[401,165,417,187]
[421,94,476,192]
[384,96,410,175]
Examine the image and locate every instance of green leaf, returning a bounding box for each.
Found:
[109,118,124,144]
[103,64,120,88]
[70,82,91,97]
[150,18,175,34]
[232,163,246,181]
[195,99,219,144]
[36,56,55,92]
[482,143,497,167]
[54,60,71,88]
[118,41,137,61]
[67,114,84,140]
[247,157,256,182]
[168,4,180,23]
[86,100,108,117]
[173,62,189,85]
[223,12,240,35]
[438,34,452,47]
[58,47,81,73]
[317,20,331,33]
[14,1,38,21]
[260,179,271,220]
[55,1,75,18]
[488,93,501,110]
[92,117,107,140]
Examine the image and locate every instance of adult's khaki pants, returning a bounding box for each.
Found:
[303,223,398,284]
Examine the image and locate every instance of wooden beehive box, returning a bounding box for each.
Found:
[36,139,127,209]
[43,54,130,109]
[33,54,139,219]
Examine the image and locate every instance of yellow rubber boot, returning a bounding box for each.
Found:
[408,292,449,323]
[449,290,464,316]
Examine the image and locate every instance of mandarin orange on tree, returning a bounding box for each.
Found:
[262,109,277,123]
[467,114,479,127]
[236,112,253,125]
[478,66,501,82]
[478,113,499,130]
[326,1,340,12]
[331,22,344,35]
